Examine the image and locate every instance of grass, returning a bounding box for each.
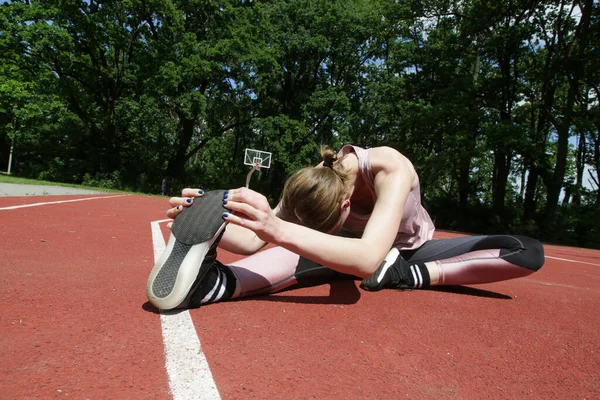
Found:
[0,174,139,195]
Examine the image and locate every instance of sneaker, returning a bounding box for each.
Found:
[146,190,228,310]
[360,248,412,291]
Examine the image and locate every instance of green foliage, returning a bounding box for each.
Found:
[0,0,598,247]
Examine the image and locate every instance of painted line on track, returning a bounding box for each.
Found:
[151,220,221,400]
[0,194,130,210]
[545,255,600,267]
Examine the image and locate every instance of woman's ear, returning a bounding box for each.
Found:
[341,199,351,211]
[340,199,351,221]
[329,199,352,234]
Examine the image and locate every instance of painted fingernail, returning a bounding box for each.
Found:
[198,189,204,195]
[186,198,192,203]
[176,205,182,211]
[222,212,229,218]
[224,190,229,195]
[223,200,228,205]
[223,194,228,199]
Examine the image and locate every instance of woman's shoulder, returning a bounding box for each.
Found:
[339,145,405,162]
[368,146,417,183]
[338,144,416,180]
[368,146,411,166]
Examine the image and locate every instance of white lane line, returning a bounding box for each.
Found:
[0,194,130,210]
[545,256,600,267]
[151,220,221,400]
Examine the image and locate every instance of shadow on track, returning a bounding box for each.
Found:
[141,282,510,313]
[250,279,362,305]
[142,302,161,314]
[426,285,512,299]
[141,279,361,313]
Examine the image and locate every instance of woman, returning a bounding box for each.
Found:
[146,145,544,310]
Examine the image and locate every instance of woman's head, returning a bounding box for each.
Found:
[277,146,351,233]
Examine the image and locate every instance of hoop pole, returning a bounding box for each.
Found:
[246,162,261,188]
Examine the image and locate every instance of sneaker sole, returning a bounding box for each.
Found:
[146,190,227,310]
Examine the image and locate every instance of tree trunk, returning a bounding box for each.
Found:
[458,157,470,211]
[593,127,600,206]
[544,0,593,221]
[459,51,481,211]
[523,166,539,219]
[166,116,195,181]
[493,150,511,216]
[573,130,586,205]
[7,137,14,175]
[492,27,514,218]
[562,183,571,206]
[523,92,542,220]
[545,86,575,218]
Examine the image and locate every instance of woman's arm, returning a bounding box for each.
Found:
[218,202,285,254]
[223,147,414,277]
[218,222,268,255]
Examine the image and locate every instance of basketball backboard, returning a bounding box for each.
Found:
[244,148,272,169]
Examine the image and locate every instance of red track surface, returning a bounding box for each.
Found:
[1,194,599,399]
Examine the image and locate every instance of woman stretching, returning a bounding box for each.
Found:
[146,145,544,310]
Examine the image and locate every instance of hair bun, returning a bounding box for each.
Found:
[320,146,338,167]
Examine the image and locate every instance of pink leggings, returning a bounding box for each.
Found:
[226,235,544,299]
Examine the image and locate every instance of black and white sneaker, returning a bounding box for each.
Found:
[146,190,228,310]
[360,248,412,291]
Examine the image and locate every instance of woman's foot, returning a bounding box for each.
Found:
[360,248,431,291]
[360,249,412,291]
[146,190,228,310]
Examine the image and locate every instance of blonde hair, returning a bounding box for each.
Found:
[277,146,349,233]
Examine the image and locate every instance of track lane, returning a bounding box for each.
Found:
[1,194,599,399]
[0,195,171,399]
[200,232,600,399]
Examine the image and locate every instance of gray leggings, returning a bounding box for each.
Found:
[293,235,545,288]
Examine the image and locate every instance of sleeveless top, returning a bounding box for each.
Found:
[338,145,435,250]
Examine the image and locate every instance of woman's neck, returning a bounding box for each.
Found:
[341,152,360,197]
[341,151,375,215]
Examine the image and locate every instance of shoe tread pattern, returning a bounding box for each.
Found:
[153,241,192,298]
[171,190,227,245]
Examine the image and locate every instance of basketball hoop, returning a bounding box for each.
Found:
[244,148,272,188]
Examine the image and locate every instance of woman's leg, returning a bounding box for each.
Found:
[228,247,356,298]
[404,235,545,286]
[201,235,545,304]
[227,247,302,298]
[362,235,545,290]
[187,246,356,307]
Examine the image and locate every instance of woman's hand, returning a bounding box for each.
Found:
[165,188,205,228]
[222,187,283,244]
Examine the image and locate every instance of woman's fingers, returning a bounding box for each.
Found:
[181,188,205,198]
[167,197,195,220]
[168,196,195,207]
[222,210,258,231]
[225,187,269,211]
[222,199,261,221]
[222,188,282,244]
[165,188,204,221]
[166,205,184,219]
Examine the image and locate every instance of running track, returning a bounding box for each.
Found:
[1,194,599,399]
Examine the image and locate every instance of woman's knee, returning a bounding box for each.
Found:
[472,234,545,271]
[513,235,545,271]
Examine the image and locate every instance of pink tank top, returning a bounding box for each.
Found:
[338,145,435,250]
